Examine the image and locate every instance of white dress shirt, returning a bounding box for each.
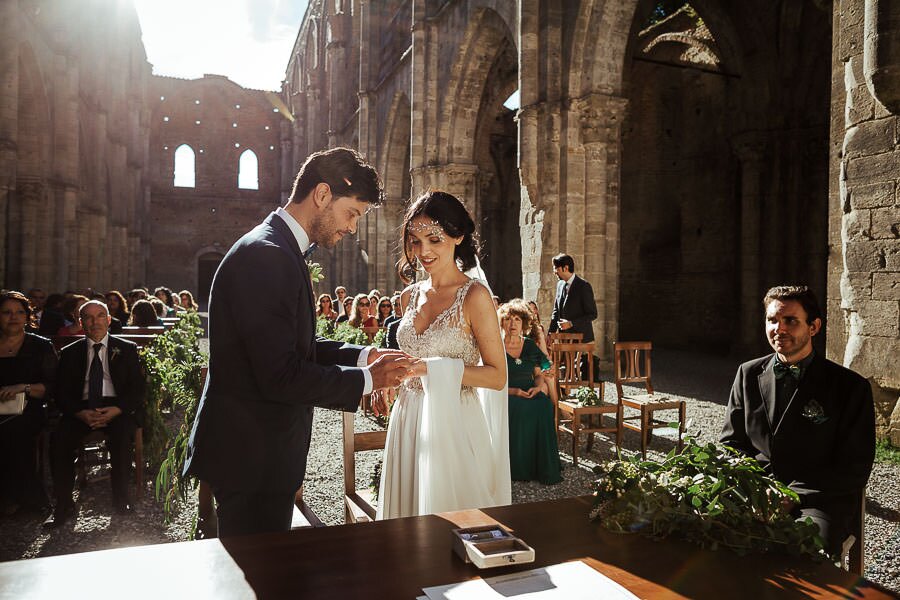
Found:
[275,207,374,394]
[81,333,117,400]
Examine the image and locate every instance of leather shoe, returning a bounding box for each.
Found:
[43,505,73,529]
[114,501,133,515]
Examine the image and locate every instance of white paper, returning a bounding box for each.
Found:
[422,561,639,600]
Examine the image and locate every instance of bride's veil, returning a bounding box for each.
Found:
[464,258,512,505]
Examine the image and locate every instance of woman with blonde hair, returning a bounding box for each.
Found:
[348,294,377,328]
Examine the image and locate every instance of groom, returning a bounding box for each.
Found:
[184,147,414,537]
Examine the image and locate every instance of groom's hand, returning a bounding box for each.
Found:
[368,353,415,390]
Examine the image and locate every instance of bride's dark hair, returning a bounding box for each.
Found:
[397,190,481,283]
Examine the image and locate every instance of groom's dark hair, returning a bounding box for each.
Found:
[289,147,384,206]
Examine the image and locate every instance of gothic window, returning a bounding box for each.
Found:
[238,149,259,190]
[174,144,195,188]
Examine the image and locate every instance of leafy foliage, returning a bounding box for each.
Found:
[646,2,702,27]
[591,437,827,560]
[875,438,900,465]
[318,318,386,348]
[140,313,206,524]
[572,386,601,406]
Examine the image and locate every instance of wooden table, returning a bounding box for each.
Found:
[0,496,894,599]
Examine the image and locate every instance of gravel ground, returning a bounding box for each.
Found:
[1,348,897,594]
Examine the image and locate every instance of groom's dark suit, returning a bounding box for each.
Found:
[721,352,875,550]
[548,275,597,343]
[184,212,366,533]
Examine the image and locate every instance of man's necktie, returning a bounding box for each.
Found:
[303,243,318,261]
[560,283,568,307]
[88,343,103,408]
[773,362,801,380]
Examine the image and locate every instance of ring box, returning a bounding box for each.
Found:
[451,525,535,569]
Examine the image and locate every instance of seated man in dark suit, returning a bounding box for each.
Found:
[44,300,145,527]
[721,285,875,555]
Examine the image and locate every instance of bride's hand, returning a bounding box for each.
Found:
[409,359,427,377]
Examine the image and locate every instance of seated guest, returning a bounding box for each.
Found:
[127,288,147,309]
[91,293,123,334]
[721,285,875,555]
[149,297,168,320]
[38,293,66,337]
[334,286,348,317]
[27,288,47,328]
[178,290,199,312]
[336,297,353,324]
[348,294,377,329]
[105,291,130,325]
[57,294,88,336]
[375,297,393,326]
[153,286,177,317]
[385,318,401,350]
[0,290,57,514]
[316,294,338,321]
[44,300,145,527]
[500,299,562,485]
[129,299,163,327]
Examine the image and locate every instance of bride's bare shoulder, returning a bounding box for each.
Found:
[462,279,494,310]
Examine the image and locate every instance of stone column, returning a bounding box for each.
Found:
[571,93,628,361]
[409,0,428,186]
[0,0,18,288]
[731,132,769,354]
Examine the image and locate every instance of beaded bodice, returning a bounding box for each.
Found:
[397,278,483,368]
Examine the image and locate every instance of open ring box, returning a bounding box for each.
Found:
[0,392,25,415]
[451,525,535,569]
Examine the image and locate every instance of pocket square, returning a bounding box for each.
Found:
[800,398,828,424]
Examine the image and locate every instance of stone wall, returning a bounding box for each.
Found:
[146,75,287,297]
[830,0,900,443]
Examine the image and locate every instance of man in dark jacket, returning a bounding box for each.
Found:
[721,285,875,554]
[45,300,145,527]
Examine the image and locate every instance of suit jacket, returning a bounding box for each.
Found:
[55,335,144,419]
[184,212,367,494]
[721,353,875,513]
[386,318,401,350]
[548,275,597,342]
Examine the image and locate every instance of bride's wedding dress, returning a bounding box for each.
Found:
[376,278,511,519]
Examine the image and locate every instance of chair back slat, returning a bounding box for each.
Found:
[614,341,653,396]
[342,411,387,523]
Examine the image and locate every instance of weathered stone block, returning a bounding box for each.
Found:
[843,332,900,388]
[872,272,899,300]
[871,206,900,239]
[846,150,900,181]
[843,118,897,159]
[856,300,900,337]
[842,209,870,240]
[844,240,882,271]
[848,180,895,209]
[884,239,900,270]
[840,270,873,308]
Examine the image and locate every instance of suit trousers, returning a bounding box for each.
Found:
[50,409,135,507]
[212,487,295,538]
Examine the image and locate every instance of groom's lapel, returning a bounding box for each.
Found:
[268,212,316,325]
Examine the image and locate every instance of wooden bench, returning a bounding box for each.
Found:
[50,334,159,352]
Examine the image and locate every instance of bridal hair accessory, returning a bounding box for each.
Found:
[409,219,446,241]
[342,177,352,187]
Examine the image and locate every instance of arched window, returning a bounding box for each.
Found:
[173,144,195,188]
[238,149,259,190]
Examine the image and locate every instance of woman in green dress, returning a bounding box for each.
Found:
[499,300,562,484]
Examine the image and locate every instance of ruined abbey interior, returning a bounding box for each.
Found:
[1,0,897,440]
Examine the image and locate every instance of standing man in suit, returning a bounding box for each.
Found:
[548,254,597,343]
[721,285,875,555]
[44,300,145,527]
[184,147,414,538]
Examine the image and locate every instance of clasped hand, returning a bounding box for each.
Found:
[366,348,424,417]
[511,386,541,398]
[0,385,25,402]
[75,406,122,429]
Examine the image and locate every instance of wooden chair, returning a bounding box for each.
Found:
[613,341,686,458]
[844,489,866,575]
[343,411,387,523]
[555,342,621,466]
[76,427,144,496]
[547,332,583,425]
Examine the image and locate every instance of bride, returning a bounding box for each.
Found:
[376,190,511,519]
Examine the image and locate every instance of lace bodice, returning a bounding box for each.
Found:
[397,278,483,367]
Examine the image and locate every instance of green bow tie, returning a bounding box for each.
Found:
[773,362,801,380]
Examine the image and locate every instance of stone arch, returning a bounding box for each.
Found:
[440,7,517,166]
[238,148,259,190]
[174,144,196,188]
[195,247,226,307]
[375,92,412,292]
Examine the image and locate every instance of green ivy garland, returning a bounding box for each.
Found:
[591,437,827,560]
